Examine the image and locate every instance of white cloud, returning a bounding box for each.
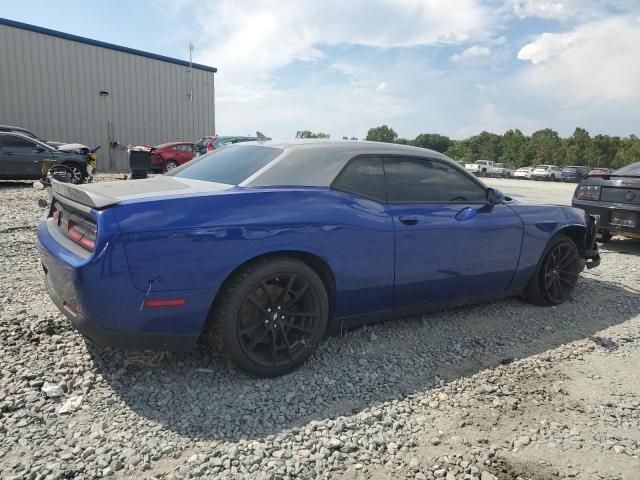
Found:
[505,0,639,21]
[450,45,492,65]
[508,0,574,19]
[165,0,493,83]
[516,16,640,106]
[376,81,387,91]
[517,32,575,64]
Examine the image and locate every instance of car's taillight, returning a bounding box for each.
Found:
[575,185,601,201]
[67,217,97,251]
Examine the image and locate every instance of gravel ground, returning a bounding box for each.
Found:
[1,177,639,480]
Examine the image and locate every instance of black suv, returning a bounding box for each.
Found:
[0,132,91,183]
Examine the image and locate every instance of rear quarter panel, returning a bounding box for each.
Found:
[115,187,395,318]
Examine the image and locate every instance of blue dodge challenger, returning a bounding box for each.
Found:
[38,141,600,376]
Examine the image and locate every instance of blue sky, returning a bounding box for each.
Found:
[2,0,639,140]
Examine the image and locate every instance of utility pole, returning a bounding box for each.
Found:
[188,42,195,139]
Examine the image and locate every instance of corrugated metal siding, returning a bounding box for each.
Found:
[0,24,215,172]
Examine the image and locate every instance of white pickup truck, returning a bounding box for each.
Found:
[465,160,498,177]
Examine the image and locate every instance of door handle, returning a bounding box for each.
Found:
[33,160,44,163]
[399,215,418,226]
[5,152,14,155]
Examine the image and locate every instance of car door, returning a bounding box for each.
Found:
[1,134,52,178]
[177,143,194,163]
[383,155,523,309]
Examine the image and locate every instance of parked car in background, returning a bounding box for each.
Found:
[465,160,498,177]
[194,131,271,156]
[150,142,195,172]
[588,167,613,178]
[561,166,590,182]
[38,140,599,377]
[0,125,72,148]
[0,132,93,183]
[513,167,533,179]
[531,165,561,181]
[494,163,515,178]
[572,161,640,242]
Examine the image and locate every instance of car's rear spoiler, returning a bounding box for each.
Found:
[51,179,119,209]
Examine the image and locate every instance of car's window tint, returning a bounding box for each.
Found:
[332,156,385,201]
[168,145,282,185]
[0,135,36,149]
[384,157,486,203]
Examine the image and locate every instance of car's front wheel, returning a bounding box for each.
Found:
[209,257,329,377]
[64,163,86,184]
[524,234,580,306]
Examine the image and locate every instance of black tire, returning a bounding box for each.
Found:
[523,234,580,306]
[164,160,179,172]
[208,257,329,377]
[64,163,86,184]
[550,175,556,182]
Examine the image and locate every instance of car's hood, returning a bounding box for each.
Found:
[56,142,91,153]
[52,176,232,209]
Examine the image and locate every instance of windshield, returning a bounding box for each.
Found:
[613,162,640,176]
[562,167,577,171]
[167,145,283,185]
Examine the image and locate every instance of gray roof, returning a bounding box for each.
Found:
[241,140,452,187]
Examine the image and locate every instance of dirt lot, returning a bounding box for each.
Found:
[1,177,639,480]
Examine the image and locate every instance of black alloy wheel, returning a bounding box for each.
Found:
[210,257,329,377]
[541,242,579,303]
[237,273,321,369]
[524,234,580,306]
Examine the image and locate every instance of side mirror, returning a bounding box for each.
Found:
[486,188,504,206]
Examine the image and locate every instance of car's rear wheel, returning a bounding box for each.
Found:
[524,234,580,306]
[209,257,329,377]
[164,160,179,172]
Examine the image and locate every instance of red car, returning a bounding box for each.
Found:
[150,142,194,172]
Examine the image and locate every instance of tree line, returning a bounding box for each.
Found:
[361,125,640,169]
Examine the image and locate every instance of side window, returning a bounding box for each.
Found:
[332,156,385,202]
[1,135,36,149]
[384,157,486,203]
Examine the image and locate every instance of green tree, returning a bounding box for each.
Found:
[365,125,398,143]
[528,128,562,165]
[587,135,621,168]
[467,131,503,161]
[565,127,591,166]
[295,130,330,139]
[499,129,529,167]
[614,136,640,169]
[445,140,472,161]
[412,133,451,153]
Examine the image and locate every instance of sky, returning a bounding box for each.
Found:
[2,0,640,140]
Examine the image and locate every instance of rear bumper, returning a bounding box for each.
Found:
[44,273,198,351]
[572,199,640,238]
[37,219,207,351]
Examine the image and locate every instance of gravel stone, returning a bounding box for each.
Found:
[1,177,639,480]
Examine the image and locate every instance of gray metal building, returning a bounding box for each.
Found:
[0,18,216,172]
